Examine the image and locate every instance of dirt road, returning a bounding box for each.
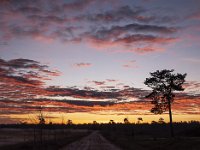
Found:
[60,131,121,150]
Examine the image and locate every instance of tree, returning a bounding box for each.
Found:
[137,117,143,124]
[109,120,115,124]
[124,118,130,124]
[93,121,98,124]
[67,119,73,125]
[158,117,165,124]
[38,108,45,145]
[144,69,186,137]
[38,109,45,125]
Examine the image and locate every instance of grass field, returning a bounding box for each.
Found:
[0,122,200,150]
[0,127,89,150]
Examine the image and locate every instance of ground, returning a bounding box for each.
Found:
[60,131,121,150]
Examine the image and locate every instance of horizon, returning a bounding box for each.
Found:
[0,0,200,124]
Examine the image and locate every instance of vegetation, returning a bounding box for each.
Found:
[144,69,186,137]
[0,121,200,150]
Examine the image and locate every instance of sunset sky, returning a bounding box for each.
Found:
[0,0,200,124]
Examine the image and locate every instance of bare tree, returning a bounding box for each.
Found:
[38,107,46,146]
[38,109,45,125]
[144,69,186,137]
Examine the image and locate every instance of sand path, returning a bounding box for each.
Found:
[60,131,121,150]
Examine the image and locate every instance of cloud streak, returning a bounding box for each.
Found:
[73,63,92,68]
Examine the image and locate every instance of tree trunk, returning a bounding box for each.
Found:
[168,99,174,137]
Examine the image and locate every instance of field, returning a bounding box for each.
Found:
[0,122,200,150]
[0,125,89,150]
[101,122,200,150]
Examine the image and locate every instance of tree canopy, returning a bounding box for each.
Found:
[144,69,186,114]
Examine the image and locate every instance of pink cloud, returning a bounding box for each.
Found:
[123,60,138,68]
[106,79,118,82]
[189,12,200,20]
[91,81,106,86]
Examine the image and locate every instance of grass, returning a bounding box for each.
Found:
[0,129,90,150]
[101,127,200,150]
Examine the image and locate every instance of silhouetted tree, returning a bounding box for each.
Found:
[38,107,46,146]
[151,120,157,124]
[158,117,165,124]
[93,121,98,124]
[67,119,73,125]
[109,120,115,124]
[38,112,45,125]
[144,69,186,137]
[137,117,143,124]
[124,118,130,124]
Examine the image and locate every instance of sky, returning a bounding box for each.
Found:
[0,0,200,124]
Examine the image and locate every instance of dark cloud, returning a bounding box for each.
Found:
[63,0,94,12]
[84,5,178,24]
[28,15,65,24]
[115,34,176,44]
[0,58,60,99]
[0,0,180,53]
[46,87,119,100]
[17,6,42,14]
[91,81,106,86]
[59,99,114,107]
[46,86,148,101]
[95,23,177,36]
[85,5,147,23]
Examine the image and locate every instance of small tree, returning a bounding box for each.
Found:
[137,117,143,124]
[158,117,165,124]
[38,111,45,125]
[124,118,130,124]
[109,120,115,124]
[67,119,73,125]
[93,121,98,124]
[144,69,186,137]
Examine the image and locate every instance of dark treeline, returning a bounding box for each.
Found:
[1,121,200,137]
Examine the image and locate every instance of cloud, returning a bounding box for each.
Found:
[123,60,138,68]
[63,0,94,12]
[73,62,92,68]
[1,73,200,120]
[94,23,177,36]
[84,5,177,24]
[182,58,200,64]
[188,11,200,20]
[45,86,150,101]
[183,81,200,95]
[0,0,180,54]
[115,34,176,44]
[91,81,106,86]
[84,5,147,23]
[81,22,177,53]
[106,79,118,82]
[0,58,60,100]
[1,91,199,118]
